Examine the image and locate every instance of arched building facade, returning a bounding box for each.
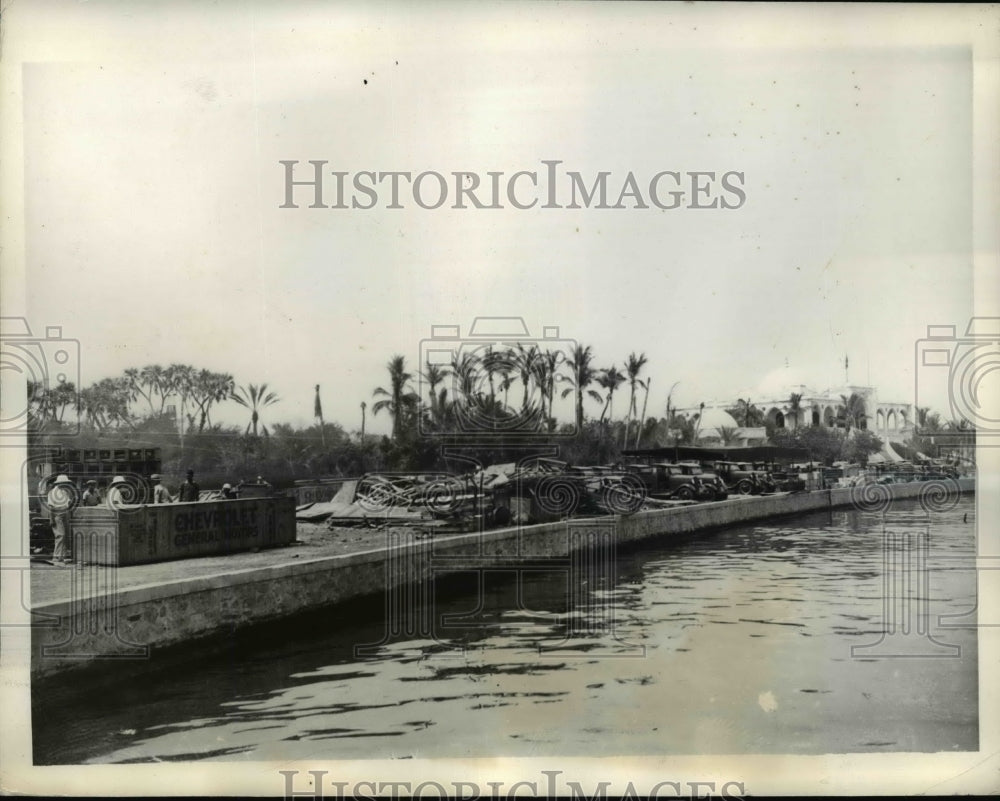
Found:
[684,384,913,440]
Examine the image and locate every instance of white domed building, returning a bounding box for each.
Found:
[678,362,914,447]
[690,407,768,446]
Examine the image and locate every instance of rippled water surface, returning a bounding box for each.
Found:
[34,497,978,763]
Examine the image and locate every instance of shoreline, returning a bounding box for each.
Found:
[29,478,975,679]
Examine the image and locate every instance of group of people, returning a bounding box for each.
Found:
[59,469,203,507]
[43,469,251,566]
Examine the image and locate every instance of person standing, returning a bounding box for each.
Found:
[106,475,129,508]
[151,474,172,504]
[81,480,102,507]
[176,469,201,503]
[47,474,76,565]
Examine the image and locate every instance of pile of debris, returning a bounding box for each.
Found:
[294,457,671,531]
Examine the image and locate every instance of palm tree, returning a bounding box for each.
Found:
[360,401,367,441]
[76,377,133,432]
[49,380,77,423]
[496,351,515,411]
[29,379,77,425]
[481,346,503,408]
[514,343,542,412]
[231,382,281,437]
[788,392,803,430]
[372,355,418,441]
[533,349,564,429]
[561,344,602,433]
[622,351,649,448]
[839,392,867,434]
[716,425,739,445]
[449,352,479,410]
[596,365,626,425]
[421,360,449,421]
[916,406,944,432]
[123,368,146,417]
[734,397,752,427]
[126,364,172,418]
[191,370,234,432]
[165,364,196,436]
[142,364,173,415]
[923,409,943,432]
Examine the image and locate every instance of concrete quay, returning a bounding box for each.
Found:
[29,478,974,679]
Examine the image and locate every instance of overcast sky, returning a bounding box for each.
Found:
[12,2,989,435]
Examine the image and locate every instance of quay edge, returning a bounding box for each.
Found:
[29,478,975,679]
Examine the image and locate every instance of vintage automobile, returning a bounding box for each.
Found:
[767,465,807,492]
[625,462,715,501]
[675,461,729,500]
[750,462,779,493]
[714,461,775,495]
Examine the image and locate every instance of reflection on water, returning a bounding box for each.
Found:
[33,497,978,763]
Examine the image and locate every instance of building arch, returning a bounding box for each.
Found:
[766,407,785,428]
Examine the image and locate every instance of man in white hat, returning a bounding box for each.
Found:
[106,475,129,508]
[81,479,102,507]
[151,474,172,504]
[46,474,76,564]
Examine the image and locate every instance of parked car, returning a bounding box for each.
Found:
[675,461,729,500]
[625,462,714,501]
[714,461,774,495]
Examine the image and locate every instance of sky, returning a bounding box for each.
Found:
[10,2,990,436]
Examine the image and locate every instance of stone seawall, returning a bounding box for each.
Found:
[30,478,974,678]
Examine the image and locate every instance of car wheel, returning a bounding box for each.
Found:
[675,485,694,500]
[736,479,754,495]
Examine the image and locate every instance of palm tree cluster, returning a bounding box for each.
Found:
[371,344,656,450]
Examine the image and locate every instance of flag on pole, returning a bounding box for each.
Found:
[314,384,323,419]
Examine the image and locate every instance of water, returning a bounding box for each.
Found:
[33,497,979,763]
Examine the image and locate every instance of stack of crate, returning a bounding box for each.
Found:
[35,446,162,490]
